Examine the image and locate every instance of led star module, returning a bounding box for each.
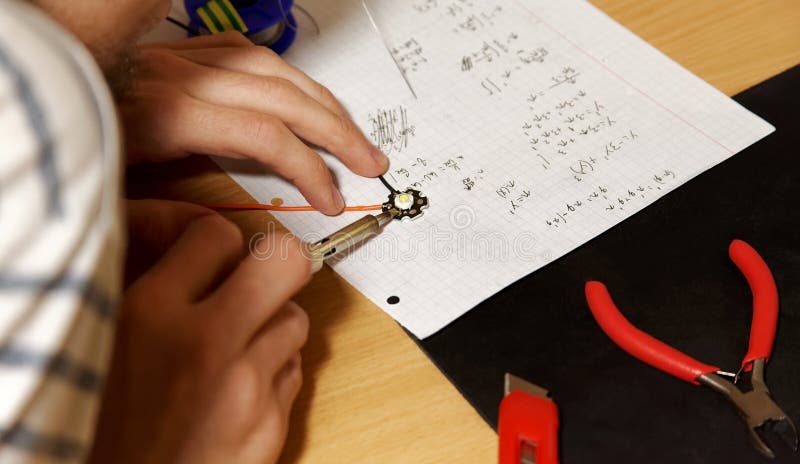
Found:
[382,188,429,220]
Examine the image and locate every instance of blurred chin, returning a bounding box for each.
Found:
[103,45,138,99]
[101,2,169,96]
[33,0,169,96]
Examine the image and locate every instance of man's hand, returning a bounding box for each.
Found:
[91,200,310,464]
[121,32,389,215]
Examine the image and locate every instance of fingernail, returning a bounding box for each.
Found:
[331,185,345,211]
[370,146,389,169]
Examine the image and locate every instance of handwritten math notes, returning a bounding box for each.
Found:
[220,0,773,338]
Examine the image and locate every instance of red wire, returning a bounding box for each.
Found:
[201,203,383,212]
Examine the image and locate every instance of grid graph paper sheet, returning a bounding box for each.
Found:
[214,0,773,338]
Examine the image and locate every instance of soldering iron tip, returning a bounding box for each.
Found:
[377,208,399,227]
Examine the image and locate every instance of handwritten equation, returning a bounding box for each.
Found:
[391,38,428,75]
[369,0,705,227]
[368,105,416,154]
[495,179,533,215]
[544,170,677,228]
[387,154,476,191]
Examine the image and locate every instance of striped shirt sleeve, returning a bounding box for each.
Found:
[0,1,123,462]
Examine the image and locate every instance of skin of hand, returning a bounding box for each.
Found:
[121,31,390,215]
[90,200,311,464]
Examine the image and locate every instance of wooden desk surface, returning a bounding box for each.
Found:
[127,1,800,462]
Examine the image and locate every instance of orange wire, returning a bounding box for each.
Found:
[201,203,384,212]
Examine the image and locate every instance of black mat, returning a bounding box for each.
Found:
[417,65,800,463]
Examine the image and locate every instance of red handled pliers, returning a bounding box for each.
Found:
[585,239,798,459]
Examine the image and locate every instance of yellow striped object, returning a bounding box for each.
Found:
[196,0,249,34]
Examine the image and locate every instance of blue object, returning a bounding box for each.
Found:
[184,0,297,54]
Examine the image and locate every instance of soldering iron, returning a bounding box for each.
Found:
[307,209,398,273]
[308,188,429,272]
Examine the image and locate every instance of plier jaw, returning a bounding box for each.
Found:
[699,360,799,459]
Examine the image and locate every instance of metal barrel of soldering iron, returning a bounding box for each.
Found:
[307,209,397,273]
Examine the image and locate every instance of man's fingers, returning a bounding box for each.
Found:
[171,46,349,118]
[175,64,388,178]
[128,47,389,207]
[166,95,345,214]
[248,302,308,376]
[139,213,245,303]
[205,236,311,347]
[137,49,388,178]
[124,84,344,214]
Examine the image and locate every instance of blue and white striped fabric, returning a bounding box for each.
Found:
[0,1,123,462]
